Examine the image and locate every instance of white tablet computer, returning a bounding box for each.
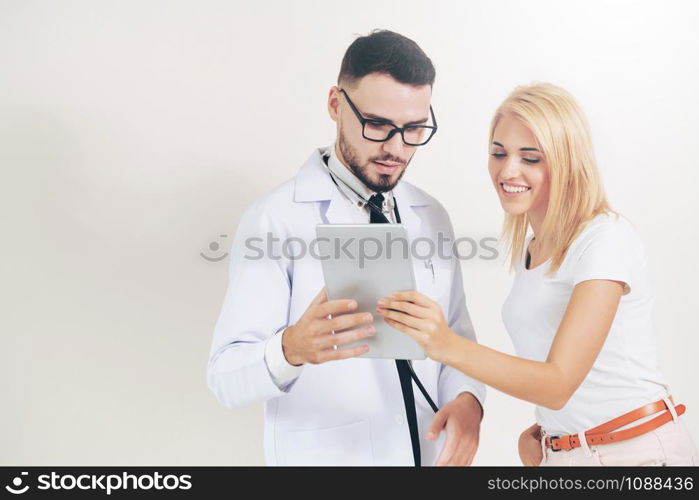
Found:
[315,223,425,360]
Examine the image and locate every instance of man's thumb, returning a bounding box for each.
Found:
[426,409,448,440]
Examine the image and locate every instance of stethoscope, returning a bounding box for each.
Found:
[324,153,403,224]
[322,152,438,413]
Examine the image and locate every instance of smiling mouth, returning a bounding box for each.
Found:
[501,182,531,194]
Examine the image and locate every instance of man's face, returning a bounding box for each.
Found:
[328,73,433,193]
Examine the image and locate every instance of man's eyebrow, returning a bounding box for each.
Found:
[363,112,429,126]
[405,117,429,126]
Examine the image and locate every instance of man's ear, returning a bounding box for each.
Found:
[327,86,341,122]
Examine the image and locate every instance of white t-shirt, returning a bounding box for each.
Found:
[502,212,670,435]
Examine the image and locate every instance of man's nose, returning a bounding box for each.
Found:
[381,130,407,158]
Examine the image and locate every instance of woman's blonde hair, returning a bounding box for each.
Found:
[489,82,615,275]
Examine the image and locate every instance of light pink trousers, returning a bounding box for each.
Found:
[540,410,698,466]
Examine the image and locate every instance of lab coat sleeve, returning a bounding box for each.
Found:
[437,237,487,411]
[207,200,299,410]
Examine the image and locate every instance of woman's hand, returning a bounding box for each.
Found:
[518,423,543,466]
[376,290,459,364]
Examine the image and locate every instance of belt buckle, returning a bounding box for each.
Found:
[549,435,562,452]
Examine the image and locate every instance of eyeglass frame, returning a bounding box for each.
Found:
[338,88,438,146]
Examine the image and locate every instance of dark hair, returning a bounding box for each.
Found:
[338,29,435,88]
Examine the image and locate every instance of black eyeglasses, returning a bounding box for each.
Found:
[339,88,438,146]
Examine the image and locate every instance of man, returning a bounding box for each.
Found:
[207,29,485,466]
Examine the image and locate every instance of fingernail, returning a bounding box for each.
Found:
[348,301,357,310]
[377,298,386,306]
[366,326,375,335]
[364,314,373,322]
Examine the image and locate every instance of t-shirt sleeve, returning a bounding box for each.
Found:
[569,217,641,295]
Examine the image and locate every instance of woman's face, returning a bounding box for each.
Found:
[488,112,550,220]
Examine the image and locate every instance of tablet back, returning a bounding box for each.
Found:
[316,223,426,360]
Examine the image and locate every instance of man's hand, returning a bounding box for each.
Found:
[282,287,376,366]
[518,423,543,466]
[427,392,483,466]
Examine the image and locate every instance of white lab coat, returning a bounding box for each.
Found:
[207,148,486,465]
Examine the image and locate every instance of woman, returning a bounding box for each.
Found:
[375,83,697,466]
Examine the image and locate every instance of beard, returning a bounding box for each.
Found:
[337,127,411,193]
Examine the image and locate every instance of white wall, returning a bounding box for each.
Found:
[1,0,697,465]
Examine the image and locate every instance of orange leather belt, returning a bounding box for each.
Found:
[544,397,686,452]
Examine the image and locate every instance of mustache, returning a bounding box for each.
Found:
[369,154,407,166]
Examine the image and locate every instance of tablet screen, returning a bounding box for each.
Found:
[316,223,425,360]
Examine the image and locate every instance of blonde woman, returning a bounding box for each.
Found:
[375,83,698,466]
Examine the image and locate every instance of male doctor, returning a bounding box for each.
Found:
[207,30,485,466]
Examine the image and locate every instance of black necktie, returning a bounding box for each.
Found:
[367,193,421,467]
[368,193,389,224]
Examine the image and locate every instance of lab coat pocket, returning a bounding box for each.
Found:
[281,419,373,465]
[417,257,450,307]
